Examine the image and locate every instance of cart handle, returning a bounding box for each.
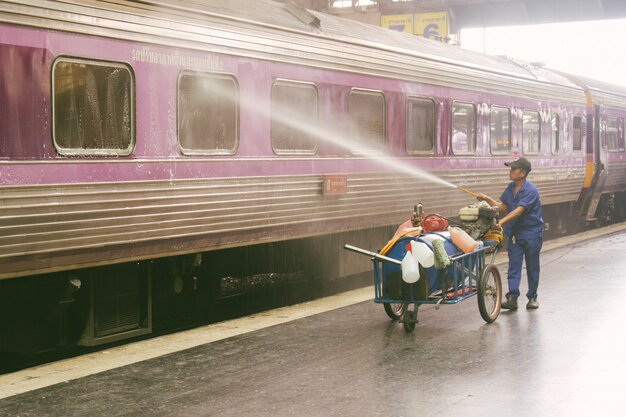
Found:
[343,244,403,265]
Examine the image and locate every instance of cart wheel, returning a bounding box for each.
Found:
[383,303,406,320]
[402,305,417,333]
[478,263,502,323]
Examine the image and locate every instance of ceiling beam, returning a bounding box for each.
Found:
[291,0,626,31]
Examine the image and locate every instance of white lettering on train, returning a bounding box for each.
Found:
[131,47,223,71]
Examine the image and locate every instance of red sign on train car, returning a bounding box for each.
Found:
[323,175,348,195]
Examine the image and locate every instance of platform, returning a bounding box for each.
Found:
[2,224,626,416]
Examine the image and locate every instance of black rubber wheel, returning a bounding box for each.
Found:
[478,263,502,323]
[383,303,406,320]
[402,305,417,333]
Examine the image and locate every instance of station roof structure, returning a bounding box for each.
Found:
[442,0,626,29]
[292,0,626,32]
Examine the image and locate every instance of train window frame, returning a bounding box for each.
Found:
[177,70,240,156]
[522,110,541,155]
[450,101,477,156]
[52,56,136,156]
[405,96,436,155]
[270,79,318,155]
[551,114,560,155]
[348,88,386,154]
[573,116,583,151]
[489,106,511,156]
[606,117,620,152]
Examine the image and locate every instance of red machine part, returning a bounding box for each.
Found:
[421,214,448,232]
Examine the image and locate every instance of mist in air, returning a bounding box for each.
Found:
[460,19,626,88]
[197,77,459,190]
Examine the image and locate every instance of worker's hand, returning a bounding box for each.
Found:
[475,193,488,202]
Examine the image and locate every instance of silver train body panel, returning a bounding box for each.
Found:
[0,166,584,279]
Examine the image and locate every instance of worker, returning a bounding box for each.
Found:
[476,157,543,310]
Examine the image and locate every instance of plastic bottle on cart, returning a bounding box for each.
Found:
[448,226,478,253]
[401,251,420,283]
[410,240,435,268]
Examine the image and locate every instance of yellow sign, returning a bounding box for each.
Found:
[381,14,413,34]
[413,12,448,40]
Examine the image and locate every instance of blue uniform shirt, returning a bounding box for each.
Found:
[500,180,544,239]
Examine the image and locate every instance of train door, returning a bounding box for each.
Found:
[584,104,609,222]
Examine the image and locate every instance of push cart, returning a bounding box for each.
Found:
[345,233,502,333]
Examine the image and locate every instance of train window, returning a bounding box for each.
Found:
[271,80,318,154]
[178,71,239,155]
[551,114,560,154]
[573,116,582,151]
[522,110,541,155]
[606,117,620,152]
[489,106,511,155]
[52,58,135,155]
[406,97,435,154]
[349,88,385,152]
[451,101,476,155]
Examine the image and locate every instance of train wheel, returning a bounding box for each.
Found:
[478,263,502,323]
[383,302,406,320]
[402,305,417,333]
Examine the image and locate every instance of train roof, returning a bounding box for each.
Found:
[192,0,626,108]
[563,73,626,108]
[145,0,582,88]
[0,0,588,104]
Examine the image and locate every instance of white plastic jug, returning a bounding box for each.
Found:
[401,251,420,283]
[410,240,435,268]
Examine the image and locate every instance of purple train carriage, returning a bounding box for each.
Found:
[1,0,626,356]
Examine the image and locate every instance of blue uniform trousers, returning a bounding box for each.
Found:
[506,236,543,299]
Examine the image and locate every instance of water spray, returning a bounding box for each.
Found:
[201,80,495,196]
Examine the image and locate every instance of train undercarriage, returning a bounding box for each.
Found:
[0,226,394,371]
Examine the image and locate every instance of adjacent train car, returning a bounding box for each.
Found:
[1,0,625,356]
[567,75,626,225]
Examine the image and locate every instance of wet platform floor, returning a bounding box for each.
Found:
[2,228,626,416]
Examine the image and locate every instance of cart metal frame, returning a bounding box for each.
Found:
[345,236,502,332]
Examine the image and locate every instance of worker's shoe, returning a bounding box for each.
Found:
[501,296,518,310]
[526,297,539,310]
